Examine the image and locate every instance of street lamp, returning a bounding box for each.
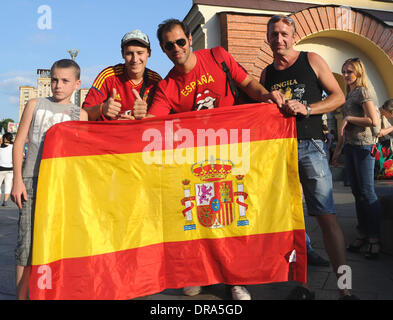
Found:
[67,49,79,61]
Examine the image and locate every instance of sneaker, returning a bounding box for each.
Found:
[183,286,201,296]
[307,250,330,267]
[1,201,7,207]
[231,285,251,300]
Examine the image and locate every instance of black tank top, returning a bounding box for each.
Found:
[264,51,324,140]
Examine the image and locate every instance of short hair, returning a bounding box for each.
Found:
[382,99,393,114]
[267,15,297,35]
[342,58,368,91]
[157,19,190,47]
[50,59,81,80]
[2,132,13,144]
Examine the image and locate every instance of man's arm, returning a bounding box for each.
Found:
[239,75,285,107]
[308,52,345,114]
[82,104,101,121]
[216,46,284,107]
[286,52,345,116]
[146,82,171,118]
[80,108,89,121]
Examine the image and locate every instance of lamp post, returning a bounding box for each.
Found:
[67,49,79,105]
[67,49,79,61]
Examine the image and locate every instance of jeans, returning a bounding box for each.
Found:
[344,144,381,238]
[298,139,335,215]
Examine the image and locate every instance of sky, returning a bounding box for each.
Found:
[0,0,193,122]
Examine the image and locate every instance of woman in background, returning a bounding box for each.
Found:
[332,58,381,259]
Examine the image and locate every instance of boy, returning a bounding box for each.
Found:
[82,29,161,120]
[11,59,88,299]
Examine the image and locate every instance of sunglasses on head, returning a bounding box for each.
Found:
[268,15,297,34]
[346,57,360,63]
[164,38,187,51]
[270,15,295,24]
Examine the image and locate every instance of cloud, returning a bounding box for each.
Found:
[0,76,34,89]
[8,95,20,105]
[0,72,35,115]
[0,72,35,94]
[28,33,57,45]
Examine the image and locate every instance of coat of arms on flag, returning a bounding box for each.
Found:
[181,159,249,231]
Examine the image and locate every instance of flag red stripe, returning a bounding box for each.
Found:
[29,230,306,300]
[41,103,296,160]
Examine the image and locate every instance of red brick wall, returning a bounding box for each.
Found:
[219,13,272,80]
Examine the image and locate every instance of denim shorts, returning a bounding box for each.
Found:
[15,177,38,266]
[297,139,335,216]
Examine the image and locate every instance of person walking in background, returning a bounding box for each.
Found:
[0,132,14,207]
[375,99,393,179]
[332,58,381,260]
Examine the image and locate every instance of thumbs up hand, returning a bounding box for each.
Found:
[132,88,148,120]
[103,88,122,119]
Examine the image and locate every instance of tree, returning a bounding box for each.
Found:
[0,118,15,134]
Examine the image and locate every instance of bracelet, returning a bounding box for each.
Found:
[305,104,312,118]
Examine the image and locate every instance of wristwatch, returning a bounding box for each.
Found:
[305,104,312,118]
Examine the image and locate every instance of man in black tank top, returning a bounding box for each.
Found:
[261,15,357,300]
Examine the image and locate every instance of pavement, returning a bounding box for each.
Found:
[1,180,393,301]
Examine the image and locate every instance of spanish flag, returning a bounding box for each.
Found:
[29,103,306,300]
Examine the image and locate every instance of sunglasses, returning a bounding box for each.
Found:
[344,57,360,64]
[164,38,187,51]
[270,15,295,24]
[268,15,297,34]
